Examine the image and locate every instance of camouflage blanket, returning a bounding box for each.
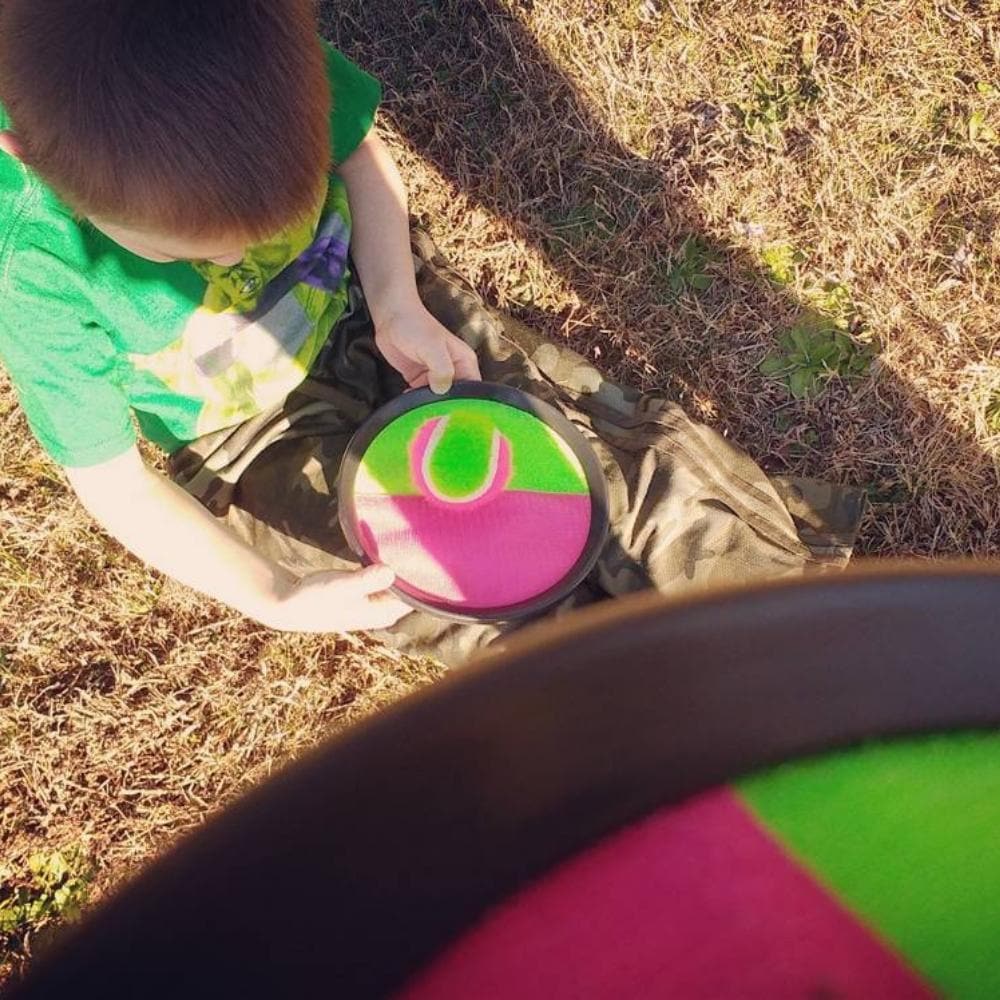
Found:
[169,228,865,666]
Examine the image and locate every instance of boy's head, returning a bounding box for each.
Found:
[0,0,331,264]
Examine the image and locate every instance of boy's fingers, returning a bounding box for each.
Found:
[364,593,411,627]
[429,370,453,395]
[410,346,477,388]
[422,340,455,395]
[351,564,396,595]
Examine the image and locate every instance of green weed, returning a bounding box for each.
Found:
[656,236,719,300]
[758,239,874,398]
[865,480,912,506]
[760,243,806,285]
[733,66,821,148]
[807,278,856,325]
[986,392,1000,435]
[759,314,874,399]
[938,81,999,156]
[786,426,820,460]
[762,243,862,321]
[1,850,92,939]
[607,0,663,30]
[547,202,614,249]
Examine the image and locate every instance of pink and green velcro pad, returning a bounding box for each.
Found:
[402,732,1000,999]
[339,387,607,619]
[737,732,1000,999]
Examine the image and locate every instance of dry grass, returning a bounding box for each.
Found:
[2,0,999,986]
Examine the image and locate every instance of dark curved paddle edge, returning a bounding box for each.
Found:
[14,563,1000,999]
[336,379,610,622]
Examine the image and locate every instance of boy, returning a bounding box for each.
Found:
[0,1,863,665]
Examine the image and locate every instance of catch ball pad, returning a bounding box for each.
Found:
[349,398,593,611]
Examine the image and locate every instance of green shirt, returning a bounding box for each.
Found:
[0,44,381,467]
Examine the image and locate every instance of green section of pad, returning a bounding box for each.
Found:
[358,398,589,496]
[738,732,1000,1000]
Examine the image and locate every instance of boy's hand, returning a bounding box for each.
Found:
[66,448,408,637]
[263,564,410,633]
[339,133,480,394]
[375,303,481,394]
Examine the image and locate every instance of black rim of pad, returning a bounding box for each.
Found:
[14,566,1000,1000]
[337,380,611,622]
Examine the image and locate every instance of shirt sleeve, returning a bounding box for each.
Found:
[0,243,136,468]
[321,40,383,164]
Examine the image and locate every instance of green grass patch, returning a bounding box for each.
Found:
[864,479,912,506]
[966,81,998,148]
[1,851,92,935]
[759,245,862,319]
[985,392,1000,435]
[1,849,92,979]
[807,278,856,325]
[655,236,720,301]
[546,202,615,250]
[758,242,875,398]
[760,242,806,285]
[934,81,999,157]
[733,68,821,148]
[760,314,875,399]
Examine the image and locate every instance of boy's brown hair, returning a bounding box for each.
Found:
[0,0,331,241]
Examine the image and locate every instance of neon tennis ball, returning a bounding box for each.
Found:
[412,410,512,505]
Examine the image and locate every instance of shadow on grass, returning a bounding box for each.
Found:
[320,0,1000,555]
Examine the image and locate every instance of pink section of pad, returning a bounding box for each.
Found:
[398,789,933,1000]
[355,491,591,608]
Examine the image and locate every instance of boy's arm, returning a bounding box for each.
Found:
[338,132,481,393]
[64,447,408,633]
